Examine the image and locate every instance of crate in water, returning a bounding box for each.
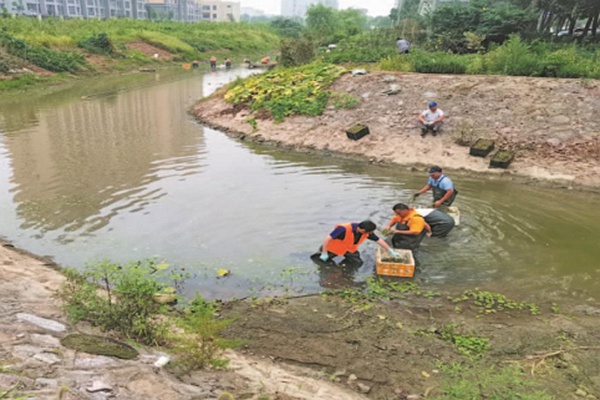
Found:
[375,248,415,278]
[445,206,460,226]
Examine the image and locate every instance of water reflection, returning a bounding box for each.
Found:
[3,77,205,238]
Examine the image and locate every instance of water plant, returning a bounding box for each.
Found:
[452,289,540,316]
[324,276,420,305]
[439,324,491,358]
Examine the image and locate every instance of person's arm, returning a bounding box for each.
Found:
[418,112,426,124]
[321,235,333,254]
[425,222,432,237]
[376,238,393,252]
[431,111,445,124]
[385,216,399,230]
[416,184,432,195]
[433,189,454,207]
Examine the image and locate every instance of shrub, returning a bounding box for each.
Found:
[482,35,543,76]
[279,37,317,67]
[0,32,85,72]
[78,32,116,55]
[55,259,181,345]
[379,55,413,72]
[167,295,239,374]
[410,51,470,74]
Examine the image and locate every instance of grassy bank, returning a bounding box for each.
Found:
[0,18,279,91]
[324,35,600,79]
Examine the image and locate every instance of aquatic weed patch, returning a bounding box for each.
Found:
[452,289,540,316]
[224,63,346,122]
[324,276,421,306]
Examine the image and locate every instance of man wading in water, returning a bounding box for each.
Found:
[414,166,458,208]
[314,220,401,268]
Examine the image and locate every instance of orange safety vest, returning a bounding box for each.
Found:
[261,57,270,64]
[326,223,369,256]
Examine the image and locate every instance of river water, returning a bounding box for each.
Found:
[1,68,599,302]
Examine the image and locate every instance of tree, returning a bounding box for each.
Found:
[270,17,304,39]
[305,4,340,45]
[337,8,368,38]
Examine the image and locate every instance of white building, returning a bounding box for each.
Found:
[3,0,239,21]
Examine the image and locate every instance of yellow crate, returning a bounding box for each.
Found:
[375,248,415,278]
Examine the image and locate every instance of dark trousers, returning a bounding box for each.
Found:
[312,248,363,269]
[419,121,443,133]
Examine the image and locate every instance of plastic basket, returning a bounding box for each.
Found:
[375,248,415,278]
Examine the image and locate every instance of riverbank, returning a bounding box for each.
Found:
[192,70,600,191]
[2,240,599,399]
[0,19,279,92]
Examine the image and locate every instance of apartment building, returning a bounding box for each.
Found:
[3,0,237,21]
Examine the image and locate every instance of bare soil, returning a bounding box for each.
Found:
[193,71,600,190]
[222,292,600,399]
[127,41,175,61]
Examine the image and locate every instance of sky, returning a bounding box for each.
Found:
[240,0,397,17]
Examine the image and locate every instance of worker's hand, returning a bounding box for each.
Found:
[426,231,432,238]
[388,249,401,258]
[412,192,420,201]
[433,200,443,208]
[319,253,329,262]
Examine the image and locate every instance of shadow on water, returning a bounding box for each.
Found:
[0,67,599,303]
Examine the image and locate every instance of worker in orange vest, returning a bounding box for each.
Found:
[316,220,401,268]
[260,56,270,64]
[209,56,217,70]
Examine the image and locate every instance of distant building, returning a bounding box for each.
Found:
[199,0,239,22]
[281,0,338,18]
[3,0,238,21]
[418,0,469,15]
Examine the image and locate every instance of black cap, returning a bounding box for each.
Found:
[428,165,442,174]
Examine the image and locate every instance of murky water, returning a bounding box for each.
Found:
[1,68,599,301]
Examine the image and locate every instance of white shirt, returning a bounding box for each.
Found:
[397,39,410,52]
[421,108,444,123]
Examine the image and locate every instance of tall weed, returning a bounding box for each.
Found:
[482,35,543,76]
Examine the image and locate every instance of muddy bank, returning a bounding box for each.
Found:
[2,242,600,399]
[222,290,600,399]
[192,71,600,190]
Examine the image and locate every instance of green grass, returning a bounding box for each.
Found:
[0,18,279,57]
[377,37,600,79]
[0,18,280,91]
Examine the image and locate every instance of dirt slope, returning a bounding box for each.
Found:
[193,71,600,190]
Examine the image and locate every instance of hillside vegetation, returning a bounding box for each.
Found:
[0,18,279,89]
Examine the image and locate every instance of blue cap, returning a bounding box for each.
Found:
[428,101,438,107]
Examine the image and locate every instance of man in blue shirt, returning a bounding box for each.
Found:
[413,166,458,207]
